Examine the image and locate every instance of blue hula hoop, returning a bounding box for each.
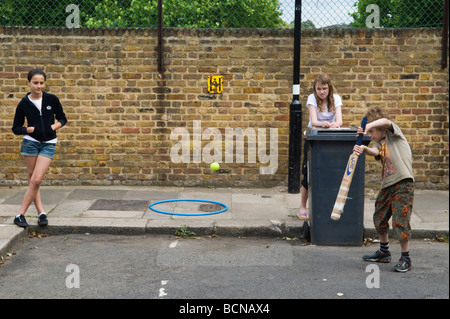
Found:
[149,199,228,216]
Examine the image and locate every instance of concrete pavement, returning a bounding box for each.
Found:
[1,185,448,255]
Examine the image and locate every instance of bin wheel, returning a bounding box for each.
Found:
[301,221,310,242]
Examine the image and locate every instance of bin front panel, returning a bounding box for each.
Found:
[307,138,366,245]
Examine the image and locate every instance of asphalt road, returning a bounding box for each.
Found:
[0,233,448,301]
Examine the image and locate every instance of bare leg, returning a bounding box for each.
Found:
[298,185,309,220]
[24,156,46,214]
[379,233,388,244]
[400,239,409,253]
[17,155,52,216]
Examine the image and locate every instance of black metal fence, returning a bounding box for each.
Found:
[0,0,446,29]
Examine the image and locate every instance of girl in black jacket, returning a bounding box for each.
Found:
[11,69,67,227]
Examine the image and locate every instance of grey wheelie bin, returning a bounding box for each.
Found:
[306,128,371,245]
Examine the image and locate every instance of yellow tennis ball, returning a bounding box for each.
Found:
[210,162,220,172]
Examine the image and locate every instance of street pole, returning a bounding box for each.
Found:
[157,0,164,75]
[288,0,302,194]
[441,0,448,69]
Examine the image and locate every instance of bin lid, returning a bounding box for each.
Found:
[306,127,371,142]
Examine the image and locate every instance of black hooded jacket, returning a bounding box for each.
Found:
[12,92,67,142]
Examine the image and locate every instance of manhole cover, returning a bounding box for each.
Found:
[199,203,224,212]
[89,199,150,211]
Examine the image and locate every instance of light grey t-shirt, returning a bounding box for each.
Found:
[373,123,414,189]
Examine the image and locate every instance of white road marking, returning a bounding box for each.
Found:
[159,280,168,297]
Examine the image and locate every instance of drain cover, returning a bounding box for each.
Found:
[199,203,224,212]
[89,199,150,211]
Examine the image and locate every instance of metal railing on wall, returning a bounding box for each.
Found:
[0,0,446,29]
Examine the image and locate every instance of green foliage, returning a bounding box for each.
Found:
[175,226,196,238]
[0,0,285,28]
[83,0,148,28]
[84,0,285,28]
[0,0,71,27]
[288,20,316,29]
[350,0,444,28]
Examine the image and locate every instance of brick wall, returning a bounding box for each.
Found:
[0,27,448,189]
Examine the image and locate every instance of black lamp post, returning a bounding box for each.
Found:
[288,0,302,194]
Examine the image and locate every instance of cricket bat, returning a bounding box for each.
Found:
[330,117,368,221]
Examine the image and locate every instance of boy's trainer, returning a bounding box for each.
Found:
[362,250,391,263]
[394,256,412,272]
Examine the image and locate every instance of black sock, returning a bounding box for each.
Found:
[380,242,389,253]
[401,251,410,260]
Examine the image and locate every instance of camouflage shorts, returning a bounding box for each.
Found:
[373,178,414,240]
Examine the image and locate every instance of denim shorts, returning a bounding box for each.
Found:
[20,139,56,159]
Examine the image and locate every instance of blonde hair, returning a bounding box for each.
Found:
[365,107,389,125]
[313,74,335,113]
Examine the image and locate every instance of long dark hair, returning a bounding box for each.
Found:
[27,68,46,81]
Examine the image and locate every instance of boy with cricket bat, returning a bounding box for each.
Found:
[353,107,414,272]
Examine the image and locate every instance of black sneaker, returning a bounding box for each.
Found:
[362,250,391,263]
[14,215,28,228]
[394,256,411,272]
[38,213,48,227]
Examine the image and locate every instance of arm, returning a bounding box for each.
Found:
[11,104,29,135]
[308,104,334,128]
[353,120,391,156]
[354,144,379,157]
[51,96,67,131]
[308,104,342,128]
[365,118,393,133]
[51,122,62,131]
[308,104,321,127]
[330,106,343,128]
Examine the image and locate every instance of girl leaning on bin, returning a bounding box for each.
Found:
[298,74,343,220]
[11,68,67,228]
